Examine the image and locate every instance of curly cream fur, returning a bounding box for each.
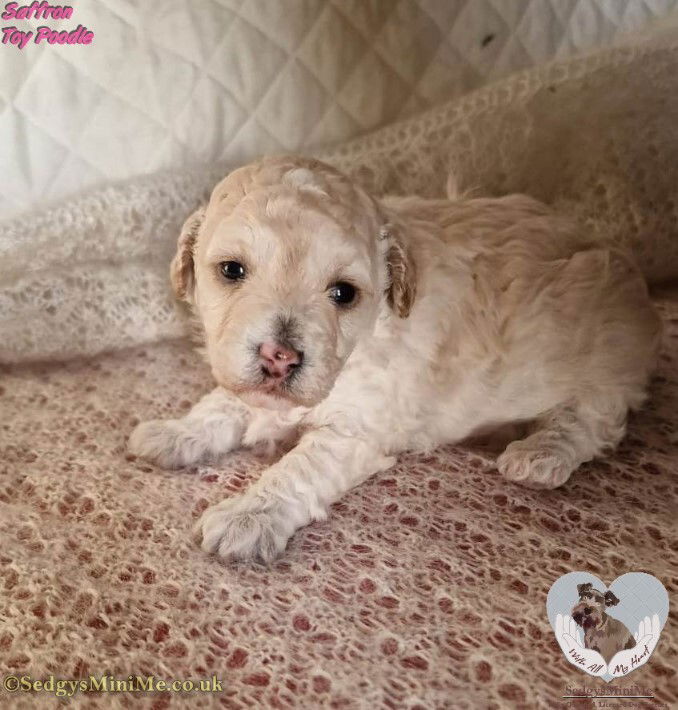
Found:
[128,156,662,562]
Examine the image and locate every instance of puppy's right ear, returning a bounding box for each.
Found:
[577,582,593,596]
[380,222,417,318]
[170,206,205,303]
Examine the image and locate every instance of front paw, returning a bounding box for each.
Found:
[128,419,205,469]
[194,495,296,563]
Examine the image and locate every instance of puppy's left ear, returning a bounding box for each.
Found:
[577,582,593,596]
[604,591,620,607]
[170,206,205,303]
[380,223,417,318]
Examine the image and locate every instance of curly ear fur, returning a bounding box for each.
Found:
[604,590,620,607]
[577,582,593,596]
[170,207,205,302]
[380,223,417,318]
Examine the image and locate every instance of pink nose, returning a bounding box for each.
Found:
[259,341,302,379]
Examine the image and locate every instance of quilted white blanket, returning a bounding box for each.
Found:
[1,0,677,217]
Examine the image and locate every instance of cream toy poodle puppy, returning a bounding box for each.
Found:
[128,156,661,562]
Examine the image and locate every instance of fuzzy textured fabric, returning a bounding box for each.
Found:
[0,297,676,709]
[1,26,678,710]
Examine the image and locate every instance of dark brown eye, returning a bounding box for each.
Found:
[220,261,246,281]
[328,282,357,306]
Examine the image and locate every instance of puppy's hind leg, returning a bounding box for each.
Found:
[496,395,629,489]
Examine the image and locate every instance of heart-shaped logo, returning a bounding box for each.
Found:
[546,572,669,682]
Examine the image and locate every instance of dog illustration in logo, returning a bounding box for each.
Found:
[571,582,636,663]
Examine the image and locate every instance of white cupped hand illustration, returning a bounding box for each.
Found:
[555,613,608,677]
[608,614,661,678]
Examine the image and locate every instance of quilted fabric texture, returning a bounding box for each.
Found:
[2,0,678,217]
[3,24,678,363]
[0,297,676,710]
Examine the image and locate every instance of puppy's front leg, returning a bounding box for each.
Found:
[194,428,395,562]
[128,388,250,468]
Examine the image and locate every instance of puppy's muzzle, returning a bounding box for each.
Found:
[572,604,599,629]
[259,341,304,380]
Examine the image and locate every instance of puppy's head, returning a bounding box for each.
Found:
[571,583,618,631]
[171,156,416,406]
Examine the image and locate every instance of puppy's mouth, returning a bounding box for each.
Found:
[234,364,306,403]
[572,611,600,630]
[583,616,600,629]
[258,372,296,396]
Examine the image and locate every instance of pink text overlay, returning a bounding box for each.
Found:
[1,3,94,48]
